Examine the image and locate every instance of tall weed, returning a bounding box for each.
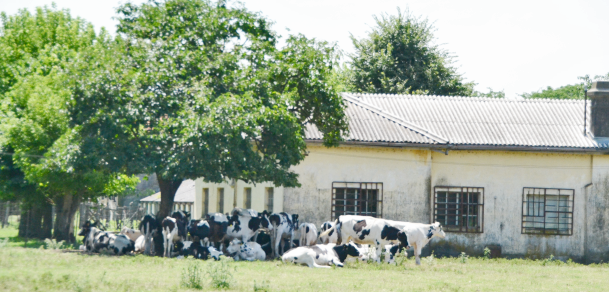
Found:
[208,258,235,289]
[181,263,203,290]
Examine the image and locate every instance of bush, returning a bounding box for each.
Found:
[459,252,468,264]
[44,238,66,250]
[181,263,203,290]
[484,247,491,260]
[208,258,234,289]
[253,280,271,291]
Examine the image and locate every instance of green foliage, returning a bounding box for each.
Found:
[459,252,468,264]
[69,0,348,192]
[346,8,473,96]
[0,237,8,248]
[484,247,491,260]
[253,280,271,292]
[521,73,609,99]
[43,238,65,250]
[208,258,234,289]
[472,88,505,99]
[180,263,203,290]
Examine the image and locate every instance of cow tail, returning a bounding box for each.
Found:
[317,219,338,241]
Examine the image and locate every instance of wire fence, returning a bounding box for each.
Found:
[0,202,21,228]
[78,202,146,232]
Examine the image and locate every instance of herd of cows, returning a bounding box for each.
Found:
[77,207,446,268]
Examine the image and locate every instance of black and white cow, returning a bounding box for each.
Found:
[176,240,223,260]
[400,222,446,265]
[134,235,146,253]
[268,212,299,258]
[162,216,187,258]
[319,221,338,244]
[226,208,273,243]
[109,233,135,255]
[318,215,411,262]
[78,221,134,255]
[205,213,229,249]
[299,223,318,247]
[187,220,211,246]
[139,214,158,255]
[226,239,266,261]
[281,242,369,268]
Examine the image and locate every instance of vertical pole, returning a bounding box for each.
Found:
[584,89,588,135]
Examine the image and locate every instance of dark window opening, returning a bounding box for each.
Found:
[434,186,484,233]
[332,182,383,220]
[522,188,573,236]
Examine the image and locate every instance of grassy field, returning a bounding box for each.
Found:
[1,227,608,291]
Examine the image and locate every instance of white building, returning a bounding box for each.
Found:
[195,82,609,262]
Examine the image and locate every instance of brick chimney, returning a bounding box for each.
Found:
[588,81,609,138]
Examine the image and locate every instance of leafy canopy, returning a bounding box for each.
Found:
[345,8,474,96]
[521,73,609,100]
[69,0,347,187]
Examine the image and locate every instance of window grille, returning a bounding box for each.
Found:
[332,182,383,220]
[522,188,573,235]
[244,188,252,209]
[265,187,274,212]
[434,186,484,233]
[217,188,224,213]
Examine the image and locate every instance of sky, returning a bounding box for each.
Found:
[2,0,608,98]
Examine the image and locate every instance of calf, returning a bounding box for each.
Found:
[384,244,407,264]
[299,223,318,247]
[400,222,445,265]
[226,239,266,261]
[268,212,299,258]
[319,221,338,244]
[139,214,158,255]
[226,208,273,243]
[120,226,142,242]
[281,242,368,268]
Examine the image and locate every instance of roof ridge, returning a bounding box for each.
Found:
[342,93,450,144]
[346,93,585,104]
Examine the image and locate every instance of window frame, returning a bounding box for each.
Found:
[244,187,252,209]
[331,182,383,220]
[265,187,274,212]
[521,187,574,236]
[433,186,485,233]
[217,188,224,213]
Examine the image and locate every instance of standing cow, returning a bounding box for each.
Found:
[299,223,318,247]
[268,212,299,258]
[226,208,273,243]
[319,221,338,244]
[400,222,446,265]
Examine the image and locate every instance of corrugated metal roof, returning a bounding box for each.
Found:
[140,179,194,203]
[306,93,609,150]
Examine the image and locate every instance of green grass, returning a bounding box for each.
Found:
[1,226,608,291]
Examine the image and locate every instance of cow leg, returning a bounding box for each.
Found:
[375,245,383,263]
[330,258,344,268]
[414,243,421,265]
[274,231,282,258]
[306,257,330,269]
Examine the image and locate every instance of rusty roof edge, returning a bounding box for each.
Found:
[342,93,450,144]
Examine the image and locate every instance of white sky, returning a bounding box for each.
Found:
[2,0,608,98]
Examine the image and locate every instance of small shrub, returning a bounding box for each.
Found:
[208,258,234,289]
[181,263,203,290]
[541,254,562,266]
[253,280,271,292]
[394,249,408,266]
[44,238,65,250]
[459,252,468,264]
[0,238,8,248]
[483,247,491,260]
[424,251,435,265]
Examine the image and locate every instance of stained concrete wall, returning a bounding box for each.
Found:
[585,155,609,262]
[283,145,432,227]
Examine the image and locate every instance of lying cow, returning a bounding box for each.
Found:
[110,234,135,255]
[318,215,411,262]
[299,223,318,247]
[78,221,134,255]
[268,212,299,258]
[319,221,338,244]
[120,226,141,242]
[226,239,266,261]
[177,240,223,260]
[400,222,445,265]
[282,242,368,268]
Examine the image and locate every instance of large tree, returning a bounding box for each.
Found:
[0,6,137,242]
[68,0,347,253]
[345,8,474,96]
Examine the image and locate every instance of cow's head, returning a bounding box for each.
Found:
[78,221,94,237]
[258,213,273,231]
[428,222,446,239]
[226,239,242,258]
[348,242,369,262]
[291,214,299,230]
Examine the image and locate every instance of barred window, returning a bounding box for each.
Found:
[522,188,573,235]
[434,186,484,233]
[332,182,383,220]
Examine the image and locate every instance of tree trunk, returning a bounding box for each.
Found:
[53,194,82,243]
[18,207,27,238]
[40,202,53,239]
[153,175,182,256]
[18,204,43,238]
